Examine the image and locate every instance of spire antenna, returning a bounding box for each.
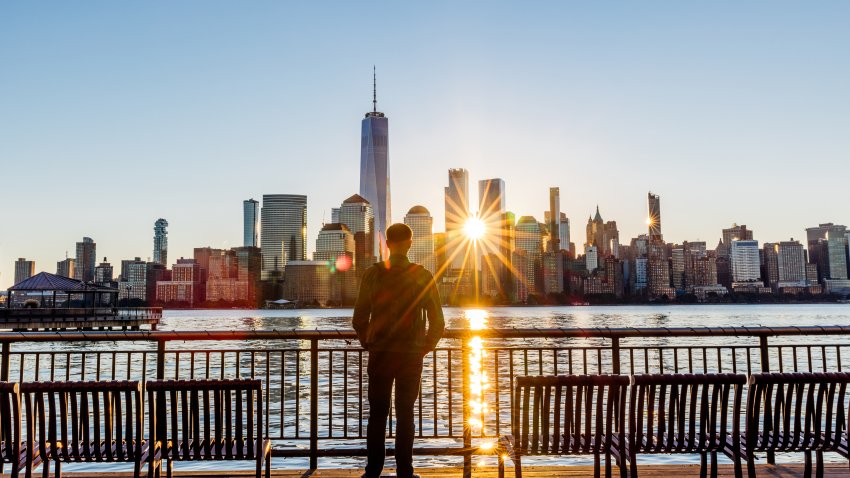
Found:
[372,65,377,113]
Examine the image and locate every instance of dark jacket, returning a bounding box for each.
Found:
[352,254,445,353]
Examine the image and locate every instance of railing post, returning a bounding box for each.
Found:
[310,338,319,470]
[611,337,621,375]
[758,335,775,465]
[156,338,166,380]
[461,334,472,478]
[0,341,10,382]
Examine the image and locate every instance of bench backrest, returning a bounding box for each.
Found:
[747,372,850,453]
[0,382,21,464]
[21,380,143,462]
[147,379,264,460]
[629,373,746,454]
[514,375,629,455]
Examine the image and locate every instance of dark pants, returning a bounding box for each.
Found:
[365,351,424,478]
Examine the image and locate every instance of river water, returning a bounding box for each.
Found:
[15,304,850,472]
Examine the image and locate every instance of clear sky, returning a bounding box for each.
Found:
[2,1,849,288]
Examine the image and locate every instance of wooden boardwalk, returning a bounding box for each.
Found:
[51,463,850,477]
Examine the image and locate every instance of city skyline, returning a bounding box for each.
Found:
[2,2,850,288]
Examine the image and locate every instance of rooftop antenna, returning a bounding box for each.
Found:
[372,65,377,113]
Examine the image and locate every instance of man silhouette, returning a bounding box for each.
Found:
[353,223,445,478]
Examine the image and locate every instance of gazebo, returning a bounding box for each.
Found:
[6,272,118,309]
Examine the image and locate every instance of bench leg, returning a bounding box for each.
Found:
[699,452,707,478]
[514,455,522,478]
[804,451,812,478]
[711,451,719,478]
[497,453,505,478]
[746,453,756,478]
[816,451,824,478]
[166,458,173,478]
[41,459,49,478]
[266,452,271,478]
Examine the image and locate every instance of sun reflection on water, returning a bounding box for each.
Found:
[465,308,496,453]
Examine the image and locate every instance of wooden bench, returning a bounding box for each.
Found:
[628,373,746,478]
[0,382,25,478]
[744,372,850,478]
[21,380,152,478]
[146,379,271,478]
[502,375,630,478]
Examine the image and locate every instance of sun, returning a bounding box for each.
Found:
[464,216,486,241]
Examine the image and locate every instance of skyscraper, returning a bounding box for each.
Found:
[153,219,168,267]
[74,237,96,282]
[445,168,470,269]
[478,178,507,265]
[359,68,391,260]
[338,194,375,280]
[647,192,662,242]
[243,199,260,247]
[722,224,754,246]
[548,187,561,252]
[260,194,307,279]
[314,223,357,304]
[94,258,114,285]
[56,257,75,278]
[404,205,436,275]
[515,216,543,295]
[730,240,762,284]
[478,178,506,219]
[14,258,34,285]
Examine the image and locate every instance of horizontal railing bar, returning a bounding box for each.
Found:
[0,325,849,342]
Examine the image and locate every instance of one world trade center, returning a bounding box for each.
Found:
[359,67,391,260]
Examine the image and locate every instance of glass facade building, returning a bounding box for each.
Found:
[359,87,390,261]
[243,199,259,247]
[260,194,307,280]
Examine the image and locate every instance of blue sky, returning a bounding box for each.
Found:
[2,2,849,288]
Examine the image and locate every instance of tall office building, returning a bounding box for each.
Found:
[14,258,35,285]
[445,168,470,269]
[559,213,571,254]
[515,216,543,295]
[118,259,144,302]
[648,192,662,242]
[153,219,168,267]
[359,68,391,260]
[243,199,260,247]
[478,178,507,264]
[730,240,762,284]
[478,178,506,219]
[722,224,754,246]
[338,194,375,279]
[806,223,848,282]
[548,187,561,252]
[314,223,357,304]
[94,258,114,285]
[585,207,619,257]
[74,237,96,282]
[260,194,307,279]
[776,240,807,284]
[404,206,436,275]
[56,257,75,278]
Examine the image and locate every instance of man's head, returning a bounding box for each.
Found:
[386,223,413,256]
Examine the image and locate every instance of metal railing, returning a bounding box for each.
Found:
[0,325,848,472]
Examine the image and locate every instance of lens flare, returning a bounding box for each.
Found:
[464,216,486,241]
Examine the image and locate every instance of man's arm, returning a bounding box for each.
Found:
[422,275,445,353]
[352,267,373,349]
